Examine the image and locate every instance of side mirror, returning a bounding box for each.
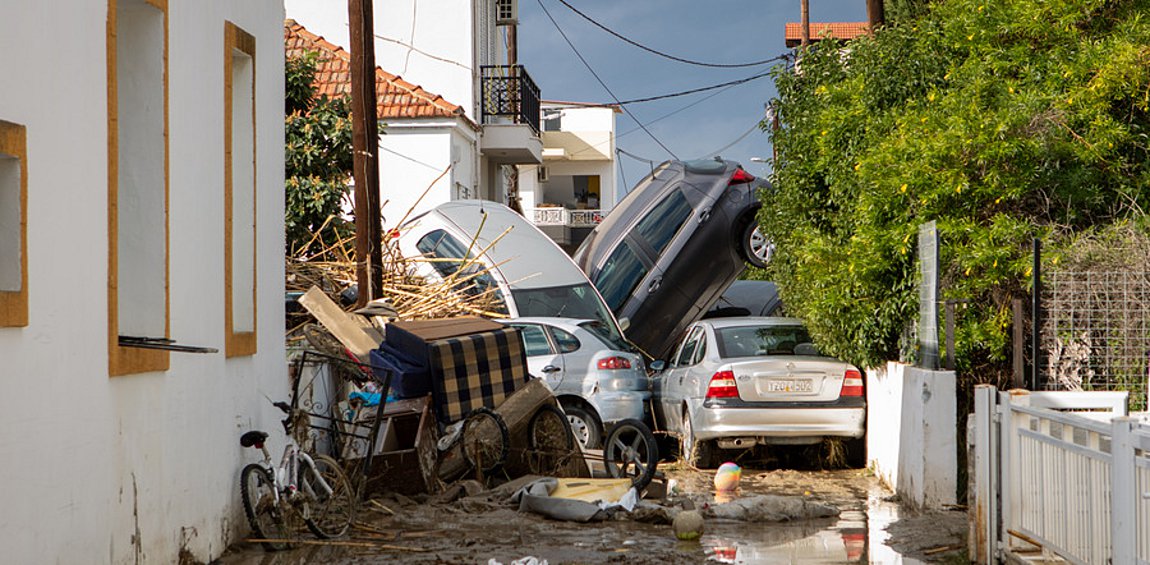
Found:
[618,317,631,332]
[649,360,666,372]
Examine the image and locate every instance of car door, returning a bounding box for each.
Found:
[510,323,566,390]
[657,325,705,433]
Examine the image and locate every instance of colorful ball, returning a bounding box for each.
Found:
[713,462,742,491]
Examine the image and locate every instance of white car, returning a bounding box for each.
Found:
[652,317,866,468]
[395,201,626,343]
[498,317,649,449]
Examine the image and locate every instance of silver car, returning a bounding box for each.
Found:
[652,317,865,468]
[499,317,649,449]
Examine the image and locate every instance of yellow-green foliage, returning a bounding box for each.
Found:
[759,0,1150,372]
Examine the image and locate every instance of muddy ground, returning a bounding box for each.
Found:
[216,457,968,565]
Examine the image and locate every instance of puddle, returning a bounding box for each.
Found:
[701,489,927,564]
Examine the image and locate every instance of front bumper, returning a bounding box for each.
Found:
[692,405,865,441]
[591,390,651,426]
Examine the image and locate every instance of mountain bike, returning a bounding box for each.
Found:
[239,401,356,551]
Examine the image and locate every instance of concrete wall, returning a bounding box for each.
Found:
[867,362,957,509]
[378,119,478,226]
[0,2,287,563]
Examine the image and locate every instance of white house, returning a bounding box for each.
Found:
[0,1,287,563]
[285,0,543,222]
[518,101,620,252]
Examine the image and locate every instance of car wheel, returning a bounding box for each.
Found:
[741,222,773,269]
[562,404,602,450]
[681,410,717,469]
[845,437,866,469]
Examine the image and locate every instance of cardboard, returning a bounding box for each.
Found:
[297,286,382,361]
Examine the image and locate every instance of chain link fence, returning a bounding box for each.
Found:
[1040,270,1150,411]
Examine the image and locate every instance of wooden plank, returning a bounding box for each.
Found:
[298,286,381,361]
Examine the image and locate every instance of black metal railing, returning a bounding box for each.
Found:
[480,65,540,134]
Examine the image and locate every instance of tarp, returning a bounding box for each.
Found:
[512,478,638,522]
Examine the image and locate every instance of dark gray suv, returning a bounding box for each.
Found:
[572,159,771,362]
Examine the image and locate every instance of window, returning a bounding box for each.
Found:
[592,242,648,312]
[674,327,703,367]
[107,0,169,375]
[415,229,506,311]
[0,120,27,327]
[635,189,691,255]
[512,324,552,357]
[715,325,814,357]
[549,327,580,353]
[225,21,257,357]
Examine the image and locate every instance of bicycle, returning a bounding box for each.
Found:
[239,401,357,551]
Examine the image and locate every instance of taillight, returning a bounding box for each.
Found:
[728,168,755,185]
[841,368,864,397]
[597,356,632,370]
[706,370,739,398]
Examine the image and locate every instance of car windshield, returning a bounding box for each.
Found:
[510,283,624,342]
[715,325,816,358]
[416,229,507,313]
[578,320,634,352]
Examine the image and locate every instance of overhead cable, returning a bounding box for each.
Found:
[615,69,776,105]
[536,0,679,159]
[554,0,787,68]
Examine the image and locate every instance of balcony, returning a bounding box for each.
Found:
[529,206,602,251]
[480,65,543,164]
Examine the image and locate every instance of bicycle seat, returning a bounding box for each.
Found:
[240,430,268,448]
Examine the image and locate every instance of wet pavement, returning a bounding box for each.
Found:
[215,465,965,564]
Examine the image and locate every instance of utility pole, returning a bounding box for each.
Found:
[800,0,810,47]
[504,11,524,214]
[866,0,885,30]
[348,0,382,307]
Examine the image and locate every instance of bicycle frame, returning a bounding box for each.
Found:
[247,434,334,510]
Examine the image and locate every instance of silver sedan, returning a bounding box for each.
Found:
[652,317,865,468]
[499,317,650,449]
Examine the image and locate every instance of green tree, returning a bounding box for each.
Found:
[285,52,355,256]
[760,0,1150,374]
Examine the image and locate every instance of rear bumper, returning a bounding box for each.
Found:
[591,390,650,425]
[692,405,865,441]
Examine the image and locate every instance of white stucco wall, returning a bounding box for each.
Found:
[866,362,958,510]
[0,2,287,563]
[379,119,478,227]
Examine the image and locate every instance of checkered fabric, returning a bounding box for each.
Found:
[429,327,529,424]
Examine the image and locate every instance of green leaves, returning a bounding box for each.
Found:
[759,0,1150,372]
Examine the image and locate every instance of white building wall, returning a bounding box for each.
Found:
[0,2,287,563]
[285,0,481,121]
[379,120,477,226]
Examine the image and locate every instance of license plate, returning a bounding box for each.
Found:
[766,379,813,393]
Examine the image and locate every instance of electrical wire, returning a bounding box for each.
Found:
[536,0,678,159]
[694,121,763,160]
[554,0,786,69]
[614,69,776,105]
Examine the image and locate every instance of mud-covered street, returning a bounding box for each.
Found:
[215,458,968,565]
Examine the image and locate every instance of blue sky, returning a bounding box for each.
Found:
[518,0,868,193]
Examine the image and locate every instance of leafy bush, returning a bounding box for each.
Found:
[759,0,1150,374]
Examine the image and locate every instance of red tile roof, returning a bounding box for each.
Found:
[285,19,471,124]
[784,22,869,47]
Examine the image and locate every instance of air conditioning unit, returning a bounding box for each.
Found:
[536,165,549,183]
[495,0,517,25]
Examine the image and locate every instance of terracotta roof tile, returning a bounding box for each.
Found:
[784,22,869,47]
[284,19,470,123]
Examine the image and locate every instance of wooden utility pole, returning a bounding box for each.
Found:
[800,0,810,46]
[348,0,382,307]
[866,0,885,30]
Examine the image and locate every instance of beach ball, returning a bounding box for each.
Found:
[713,462,742,491]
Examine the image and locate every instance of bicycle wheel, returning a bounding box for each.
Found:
[461,407,510,476]
[603,419,659,490]
[240,464,293,551]
[528,404,575,475]
[300,454,356,539]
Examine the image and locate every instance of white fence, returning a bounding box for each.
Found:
[529,207,602,227]
[971,385,1150,564]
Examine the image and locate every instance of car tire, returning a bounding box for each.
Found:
[741,221,773,269]
[681,411,718,469]
[562,404,602,450]
[845,437,866,469]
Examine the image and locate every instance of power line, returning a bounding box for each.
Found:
[536,0,678,159]
[554,0,786,69]
[695,121,763,160]
[614,69,777,105]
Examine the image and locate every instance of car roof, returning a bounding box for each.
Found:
[428,201,592,290]
[699,316,807,330]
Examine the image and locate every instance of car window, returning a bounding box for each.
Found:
[593,242,648,311]
[715,325,815,357]
[415,229,506,312]
[549,327,580,353]
[512,324,554,357]
[634,189,692,255]
[690,331,707,365]
[510,283,624,343]
[674,327,703,367]
[578,321,633,352]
